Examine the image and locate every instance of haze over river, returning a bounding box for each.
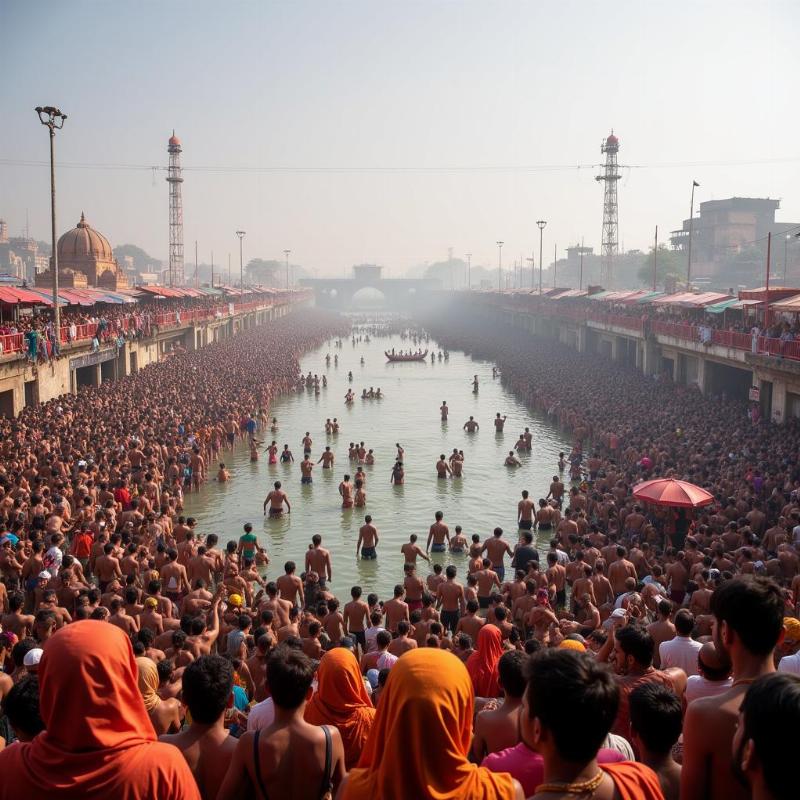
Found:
[184,326,571,598]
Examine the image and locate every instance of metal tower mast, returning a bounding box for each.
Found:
[595,131,620,288]
[167,131,184,286]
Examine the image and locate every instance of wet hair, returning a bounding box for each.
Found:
[156,659,174,683]
[525,649,619,762]
[710,576,784,656]
[740,673,800,800]
[629,683,682,754]
[182,655,234,724]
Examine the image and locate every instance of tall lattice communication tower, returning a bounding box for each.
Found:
[167,131,184,286]
[595,131,620,288]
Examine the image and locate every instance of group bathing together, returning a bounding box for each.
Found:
[0,307,798,800]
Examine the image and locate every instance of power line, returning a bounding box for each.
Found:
[1,155,799,175]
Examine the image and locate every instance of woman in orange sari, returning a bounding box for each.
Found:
[339,648,523,800]
[0,620,200,800]
[304,647,375,769]
[466,623,505,698]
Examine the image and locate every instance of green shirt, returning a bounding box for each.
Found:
[239,532,258,559]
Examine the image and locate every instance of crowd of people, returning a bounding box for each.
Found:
[0,290,282,362]
[0,306,799,799]
[496,292,800,341]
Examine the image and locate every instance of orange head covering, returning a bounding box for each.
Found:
[0,621,200,800]
[136,656,161,712]
[304,647,376,769]
[466,624,504,698]
[343,648,517,800]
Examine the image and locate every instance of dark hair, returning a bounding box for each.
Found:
[182,655,234,723]
[615,624,654,668]
[710,576,784,656]
[629,683,682,754]
[525,650,619,762]
[498,650,528,698]
[674,609,695,637]
[11,638,37,669]
[740,673,800,800]
[156,659,174,683]
[2,675,45,737]
[524,638,542,655]
[267,645,315,709]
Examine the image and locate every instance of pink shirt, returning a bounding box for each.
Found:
[483,743,625,797]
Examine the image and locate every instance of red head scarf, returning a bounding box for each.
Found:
[343,648,517,800]
[466,624,505,698]
[0,621,200,800]
[304,647,376,769]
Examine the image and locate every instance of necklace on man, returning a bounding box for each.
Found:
[536,771,605,795]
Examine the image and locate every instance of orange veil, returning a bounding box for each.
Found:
[0,621,199,800]
[304,647,376,769]
[466,624,505,698]
[343,648,517,800]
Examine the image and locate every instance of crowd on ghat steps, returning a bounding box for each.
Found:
[0,308,797,799]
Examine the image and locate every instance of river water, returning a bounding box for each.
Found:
[183,324,571,599]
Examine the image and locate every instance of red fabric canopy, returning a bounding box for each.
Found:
[0,286,53,305]
[632,478,714,508]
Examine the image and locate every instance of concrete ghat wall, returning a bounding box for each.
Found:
[496,306,800,424]
[0,300,303,417]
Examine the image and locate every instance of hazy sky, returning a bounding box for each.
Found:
[2,0,799,275]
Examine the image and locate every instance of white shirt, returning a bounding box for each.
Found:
[685,675,734,705]
[659,635,703,676]
[246,697,275,732]
[44,546,63,572]
[778,652,800,675]
[365,625,386,653]
[377,651,398,670]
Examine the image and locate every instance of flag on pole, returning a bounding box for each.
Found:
[693,180,700,187]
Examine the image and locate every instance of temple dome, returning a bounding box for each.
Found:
[57,212,113,262]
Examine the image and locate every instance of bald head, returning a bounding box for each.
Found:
[697,641,732,681]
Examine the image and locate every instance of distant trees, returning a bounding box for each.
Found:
[637,245,685,288]
[246,258,282,285]
[113,243,161,271]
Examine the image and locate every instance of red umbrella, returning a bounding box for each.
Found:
[632,478,714,509]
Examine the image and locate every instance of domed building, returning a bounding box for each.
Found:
[36,212,129,291]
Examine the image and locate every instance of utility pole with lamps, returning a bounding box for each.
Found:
[236,231,246,289]
[35,106,67,334]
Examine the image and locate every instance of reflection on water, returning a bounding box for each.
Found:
[183,331,571,598]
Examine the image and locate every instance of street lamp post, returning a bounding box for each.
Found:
[785,234,791,283]
[536,220,547,294]
[496,242,504,291]
[35,106,67,334]
[284,249,291,291]
[687,180,699,287]
[236,230,246,290]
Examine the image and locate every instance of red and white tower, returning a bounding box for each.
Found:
[167,131,184,286]
[595,131,620,288]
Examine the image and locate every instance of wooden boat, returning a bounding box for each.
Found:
[385,350,427,362]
